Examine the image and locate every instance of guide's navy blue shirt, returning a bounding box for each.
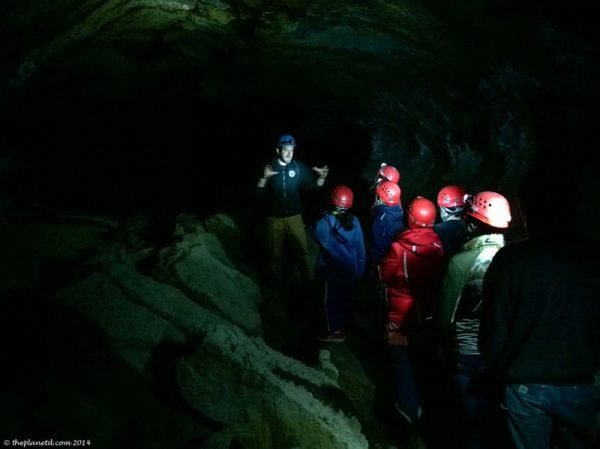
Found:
[257,159,320,218]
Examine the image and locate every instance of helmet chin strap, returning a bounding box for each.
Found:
[440,208,451,222]
[374,196,384,206]
[440,207,463,222]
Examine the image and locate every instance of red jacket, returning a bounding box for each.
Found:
[379,228,445,332]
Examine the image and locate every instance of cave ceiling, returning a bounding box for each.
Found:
[1,0,598,214]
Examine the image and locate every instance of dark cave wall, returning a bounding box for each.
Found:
[1,0,598,225]
[2,61,537,219]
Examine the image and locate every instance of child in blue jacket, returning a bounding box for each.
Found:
[310,185,366,342]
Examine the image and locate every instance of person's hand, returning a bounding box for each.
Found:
[312,165,329,179]
[386,330,409,346]
[263,165,278,178]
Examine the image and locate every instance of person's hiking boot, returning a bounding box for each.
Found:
[318,329,346,343]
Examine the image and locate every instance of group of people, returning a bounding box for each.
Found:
[255,134,599,449]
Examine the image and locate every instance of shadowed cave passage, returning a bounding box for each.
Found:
[4,75,375,220]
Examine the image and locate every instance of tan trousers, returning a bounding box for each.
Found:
[267,214,312,283]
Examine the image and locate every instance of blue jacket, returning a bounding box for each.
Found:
[433,218,468,261]
[310,212,366,282]
[369,204,405,265]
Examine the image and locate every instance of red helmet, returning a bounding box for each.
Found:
[375,181,401,206]
[377,164,400,184]
[437,185,467,208]
[330,185,354,209]
[407,196,436,228]
[466,191,511,229]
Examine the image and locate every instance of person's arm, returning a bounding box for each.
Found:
[438,258,466,331]
[370,210,389,265]
[479,251,511,368]
[312,165,329,187]
[378,242,410,343]
[257,164,278,188]
[386,249,413,339]
[378,243,399,285]
[354,219,366,278]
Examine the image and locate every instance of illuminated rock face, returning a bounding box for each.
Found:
[1,1,596,220]
[2,213,375,448]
